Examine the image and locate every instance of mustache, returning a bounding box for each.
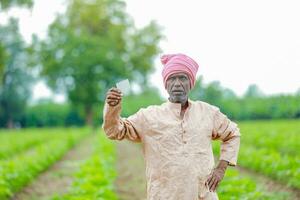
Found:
[172,89,184,92]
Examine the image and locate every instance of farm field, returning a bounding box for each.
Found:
[0,128,90,200]
[0,119,299,199]
[213,119,300,191]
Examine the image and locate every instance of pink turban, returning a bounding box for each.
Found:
[161,53,199,89]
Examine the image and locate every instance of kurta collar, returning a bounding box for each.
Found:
[165,98,193,117]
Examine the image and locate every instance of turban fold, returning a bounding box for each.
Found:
[161,53,199,89]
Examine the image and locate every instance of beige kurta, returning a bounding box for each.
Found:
[102,99,240,200]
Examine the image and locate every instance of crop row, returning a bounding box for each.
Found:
[239,120,300,156]
[213,120,300,189]
[237,144,300,189]
[219,168,290,200]
[0,128,89,200]
[52,132,118,200]
[0,128,79,159]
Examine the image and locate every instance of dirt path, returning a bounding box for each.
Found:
[236,166,300,200]
[115,141,147,200]
[11,134,95,200]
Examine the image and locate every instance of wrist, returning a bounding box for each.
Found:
[216,160,229,171]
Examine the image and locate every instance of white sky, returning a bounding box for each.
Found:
[1,0,300,101]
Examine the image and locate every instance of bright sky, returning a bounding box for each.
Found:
[1,0,299,101]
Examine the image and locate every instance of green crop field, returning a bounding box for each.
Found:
[213,120,300,189]
[0,128,90,199]
[0,119,299,199]
[213,119,300,199]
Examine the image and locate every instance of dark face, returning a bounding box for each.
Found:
[166,72,191,104]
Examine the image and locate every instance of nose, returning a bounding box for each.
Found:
[174,78,182,87]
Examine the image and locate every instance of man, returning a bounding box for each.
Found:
[102,53,240,200]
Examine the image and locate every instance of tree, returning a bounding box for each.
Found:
[189,76,205,100]
[0,18,33,128]
[0,0,33,11]
[0,0,34,81]
[33,0,162,125]
[0,43,6,86]
[244,84,264,98]
[201,81,224,107]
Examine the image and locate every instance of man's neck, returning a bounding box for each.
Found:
[179,100,188,118]
[181,100,189,111]
[168,97,189,110]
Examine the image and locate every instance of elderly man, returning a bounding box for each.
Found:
[102,53,240,200]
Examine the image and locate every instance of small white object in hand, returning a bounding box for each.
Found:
[116,79,130,96]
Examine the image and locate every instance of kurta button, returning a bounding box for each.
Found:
[183,141,187,144]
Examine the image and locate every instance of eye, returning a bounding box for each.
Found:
[180,76,188,81]
[169,77,176,81]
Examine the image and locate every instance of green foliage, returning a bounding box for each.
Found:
[52,131,118,200]
[120,87,163,117]
[244,84,264,98]
[0,0,33,10]
[32,0,163,125]
[0,18,33,128]
[23,87,163,127]
[3,86,162,128]
[0,0,33,94]
[23,101,84,127]
[218,169,290,200]
[238,145,300,189]
[0,43,6,85]
[240,120,300,156]
[213,119,300,189]
[0,128,69,159]
[0,127,90,199]
[190,78,300,120]
[190,78,237,110]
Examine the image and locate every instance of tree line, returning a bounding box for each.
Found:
[189,78,300,120]
[6,82,299,128]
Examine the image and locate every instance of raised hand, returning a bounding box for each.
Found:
[105,87,123,106]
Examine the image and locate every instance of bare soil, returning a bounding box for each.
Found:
[11,135,95,200]
[115,141,147,200]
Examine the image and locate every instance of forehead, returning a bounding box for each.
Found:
[169,72,189,78]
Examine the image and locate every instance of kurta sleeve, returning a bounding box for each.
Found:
[211,106,241,166]
[102,102,146,142]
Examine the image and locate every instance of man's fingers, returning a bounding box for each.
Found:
[214,180,220,191]
[206,174,212,182]
[107,97,120,102]
[207,176,214,191]
[109,90,123,96]
[106,91,122,106]
[106,88,123,103]
[107,93,122,100]
[208,176,218,192]
[107,94,122,100]
[109,87,122,94]
[206,175,212,188]
[107,99,119,103]
[107,91,123,98]
[107,99,119,106]
[211,178,219,192]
